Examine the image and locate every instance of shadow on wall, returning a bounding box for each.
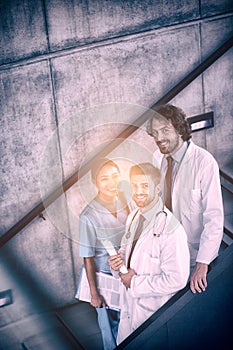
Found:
[1,244,58,313]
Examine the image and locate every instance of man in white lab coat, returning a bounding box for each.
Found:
[109,163,190,344]
[146,104,224,294]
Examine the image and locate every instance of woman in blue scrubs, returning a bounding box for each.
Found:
[79,158,129,349]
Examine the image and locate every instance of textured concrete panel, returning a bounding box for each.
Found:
[201,0,233,16]
[0,60,77,320]
[46,0,199,51]
[0,61,58,234]
[0,0,48,65]
[200,16,233,167]
[51,24,202,125]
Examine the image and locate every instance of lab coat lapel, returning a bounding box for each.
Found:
[125,210,141,266]
[172,142,194,211]
[128,215,156,267]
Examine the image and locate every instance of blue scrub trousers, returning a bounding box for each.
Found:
[96,307,120,350]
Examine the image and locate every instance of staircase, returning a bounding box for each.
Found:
[21,235,233,350]
[21,165,233,350]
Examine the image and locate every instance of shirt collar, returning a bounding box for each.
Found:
[171,141,188,163]
[141,198,163,223]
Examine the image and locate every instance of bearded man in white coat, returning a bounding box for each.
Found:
[109,163,190,344]
[146,104,224,294]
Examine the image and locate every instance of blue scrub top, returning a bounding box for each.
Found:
[79,199,128,273]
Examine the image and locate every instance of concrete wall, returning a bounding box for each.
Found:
[0,1,233,348]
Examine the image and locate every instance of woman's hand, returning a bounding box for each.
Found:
[91,293,108,308]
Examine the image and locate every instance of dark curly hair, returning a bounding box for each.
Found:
[147,104,192,141]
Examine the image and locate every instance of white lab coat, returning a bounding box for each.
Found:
[160,141,224,266]
[116,200,190,344]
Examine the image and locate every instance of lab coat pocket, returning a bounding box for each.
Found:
[142,253,161,275]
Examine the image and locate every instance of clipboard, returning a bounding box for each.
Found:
[75,265,121,311]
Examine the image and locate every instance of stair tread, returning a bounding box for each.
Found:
[23,325,81,350]
[57,301,103,350]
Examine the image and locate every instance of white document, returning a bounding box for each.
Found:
[102,240,128,274]
[75,265,122,311]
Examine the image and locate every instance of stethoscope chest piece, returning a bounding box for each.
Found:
[126,231,131,239]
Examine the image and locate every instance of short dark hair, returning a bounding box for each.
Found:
[147,104,192,141]
[91,158,120,183]
[129,163,160,185]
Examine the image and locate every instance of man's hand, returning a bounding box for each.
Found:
[108,252,124,271]
[190,262,208,293]
[120,268,136,288]
[90,293,108,308]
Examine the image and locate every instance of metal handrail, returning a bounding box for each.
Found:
[220,169,233,185]
[1,35,233,248]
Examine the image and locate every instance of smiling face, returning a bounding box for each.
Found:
[151,118,183,155]
[95,164,120,202]
[130,173,160,212]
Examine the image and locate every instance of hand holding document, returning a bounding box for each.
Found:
[76,240,127,310]
[75,266,121,310]
[102,240,128,274]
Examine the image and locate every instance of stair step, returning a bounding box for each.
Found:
[220,165,233,193]
[56,301,103,350]
[22,326,82,350]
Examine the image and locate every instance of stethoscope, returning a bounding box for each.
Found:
[125,205,167,239]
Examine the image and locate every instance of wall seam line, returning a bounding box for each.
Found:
[0,12,232,72]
